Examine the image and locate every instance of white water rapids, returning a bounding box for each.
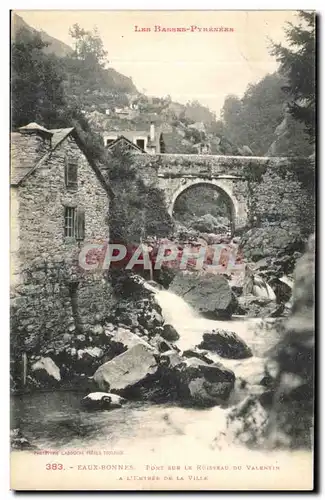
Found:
[153,288,280,375]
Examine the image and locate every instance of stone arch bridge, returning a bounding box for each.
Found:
[132,153,292,233]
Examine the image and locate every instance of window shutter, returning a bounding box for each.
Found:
[65,158,78,188]
[64,158,68,186]
[76,208,85,241]
[69,163,78,186]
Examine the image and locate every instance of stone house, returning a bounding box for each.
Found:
[10,122,114,356]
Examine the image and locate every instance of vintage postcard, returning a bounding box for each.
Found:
[10,10,315,491]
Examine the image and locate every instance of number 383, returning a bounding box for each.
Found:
[46,463,63,470]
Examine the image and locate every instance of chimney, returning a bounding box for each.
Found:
[18,122,53,147]
[150,122,155,142]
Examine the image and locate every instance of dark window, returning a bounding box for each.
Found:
[65,159,78,189]
[106,139,115,147]
[136,139,145,150]
[160,134,166,153]
[64,207,85,240]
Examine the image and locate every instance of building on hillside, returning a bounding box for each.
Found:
[10,122,114,354]
[113,107,136,120]
[193,142,212,154]
[104,122,165,154]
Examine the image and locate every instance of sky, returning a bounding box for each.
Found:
[15,10,299,117]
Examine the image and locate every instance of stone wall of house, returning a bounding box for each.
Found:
[10,135,116,362]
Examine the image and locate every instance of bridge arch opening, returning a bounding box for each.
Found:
[170,181,236,236]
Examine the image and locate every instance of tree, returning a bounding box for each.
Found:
[221,95,242,137]
[69,23,108,67]
[271,11,316,139]
[11,26,108,166]
[221,76,287,155]
[107,144,173,245]
[184,100,215,124]
[219,72,313,156]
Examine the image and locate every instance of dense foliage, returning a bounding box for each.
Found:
[107,144,173,245]
[11,28,66,129]
[218,72,313,157]
[271,11,316,140]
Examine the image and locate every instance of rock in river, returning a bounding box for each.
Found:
[157,351,235,407]
[81,392,126,411]
[236,295,284,318]
[93,343,159,395]
[169,272,237,319]
[197,329,252,359]
[161,324,180,341]
[31,357,61,383]
[106,327,156,356]
[175,357,235,408]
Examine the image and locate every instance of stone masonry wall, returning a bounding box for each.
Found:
[130,153,311,235]
[131,153,276,231]
[11,135,115,359]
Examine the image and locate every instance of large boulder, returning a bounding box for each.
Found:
[155,352,235,407]
[175,357,235,407]
[169,272,237,319]
[93,343,159,396]
[31,357,61,384]
[106,327,155,356]
[197,329,252,359]
[161,324,180,341]
[236,295,284,318]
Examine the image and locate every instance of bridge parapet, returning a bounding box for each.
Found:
[132,153,290,179]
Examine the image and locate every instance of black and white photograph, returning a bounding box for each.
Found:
[9,9,315,491]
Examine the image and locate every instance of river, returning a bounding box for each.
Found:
[11,289,282,451]
[11,290,313,490]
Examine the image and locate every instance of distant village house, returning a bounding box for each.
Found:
[104,122,165,154]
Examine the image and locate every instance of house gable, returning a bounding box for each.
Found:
[106,135,146,153]
[11,125,113,198]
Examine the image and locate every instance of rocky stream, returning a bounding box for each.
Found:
[11,234,314,482]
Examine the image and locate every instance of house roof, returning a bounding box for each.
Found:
[106,135,145,153]
[11,132,48,185]
[10,124,113,198]
[106,130,148,140]
[50,128,74,149]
